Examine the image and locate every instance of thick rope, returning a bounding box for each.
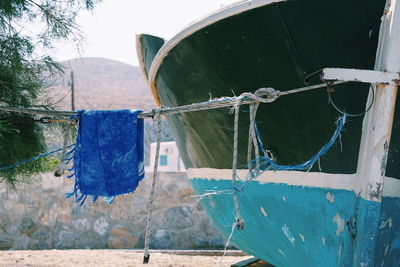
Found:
[0,81,347,120]
[249,102,261,169]
[143,109,162,264]
[54,124,72,177]
[231,105,244,230]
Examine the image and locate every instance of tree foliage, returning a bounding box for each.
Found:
[0,0,99,186]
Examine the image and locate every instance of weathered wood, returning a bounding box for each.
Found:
[322,68,400,85]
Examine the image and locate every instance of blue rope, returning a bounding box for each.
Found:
[0,144,76,171]
[196,113,347,199]
[250,113,347,175]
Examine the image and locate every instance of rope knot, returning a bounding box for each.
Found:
[151,107,162,122]
[233,185,243,194]
[238,87,280,104]
[236,218,244,230]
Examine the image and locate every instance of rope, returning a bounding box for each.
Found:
[194,113,348,200]
[220,222,236,266]
[249,102,261,169]
[231,105,244,230]
[143,108,162,264]
[250,113,348,175]
[0,144,75,171]
[0,81,347,120]
[54,124,73,177]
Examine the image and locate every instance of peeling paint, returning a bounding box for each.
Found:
[278,249,286,257]
[326,192,335,203]
[282,196,287,202]
[321,237,326,248]
[380,140,389,177]
[282,224,295,245]
[379,217,392,229]
[333,213,345,236]
[368,182,383,201]
[299,234,305,242]
[384,243,390,256]
[260,206,268,217]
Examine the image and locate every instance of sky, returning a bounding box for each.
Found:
[53,0,239,66]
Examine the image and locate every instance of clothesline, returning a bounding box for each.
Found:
[0,81,346,120]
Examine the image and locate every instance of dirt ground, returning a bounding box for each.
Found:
[0,249,250,267]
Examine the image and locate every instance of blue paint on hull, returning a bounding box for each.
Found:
[374,196,400,266]
[190,178,398,266]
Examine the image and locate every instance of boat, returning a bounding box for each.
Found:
[136,0,400,266]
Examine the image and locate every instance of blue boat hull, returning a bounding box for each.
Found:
[190,174,400,266]
[136,0,400,265]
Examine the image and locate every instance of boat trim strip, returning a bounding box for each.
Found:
[148,0,285,85]
[187,168,400,198]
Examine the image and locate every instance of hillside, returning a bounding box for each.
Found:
[51,57,156,111]
[47,57,172,163]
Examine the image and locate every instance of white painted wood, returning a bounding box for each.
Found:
[356,0,400,202]
[146,142,185,172]
[148,0,285,85]
[135,34,149,81]
[187,168,400,198]
[322,68,399,85]
[187,168,358,192]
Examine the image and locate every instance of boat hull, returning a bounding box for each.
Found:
[189,171,400,266]
[136,0,400,265]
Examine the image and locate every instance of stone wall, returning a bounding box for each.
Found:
[0,172,225,250]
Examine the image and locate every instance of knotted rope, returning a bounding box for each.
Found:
[231,105,244,230]
[143,108,162,264]
[230,88,275,230]
[54,124,73,177]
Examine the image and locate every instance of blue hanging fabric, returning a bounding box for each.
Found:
[67,109,145,204]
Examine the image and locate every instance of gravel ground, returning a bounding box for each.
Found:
[0,250,250,267]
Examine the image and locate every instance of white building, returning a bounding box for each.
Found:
[145,141,185,173]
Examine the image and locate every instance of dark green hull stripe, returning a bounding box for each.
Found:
[148,0,386,175]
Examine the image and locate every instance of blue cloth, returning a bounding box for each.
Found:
[69,109,144,203]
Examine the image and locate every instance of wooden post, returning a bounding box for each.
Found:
[354,0,400,264]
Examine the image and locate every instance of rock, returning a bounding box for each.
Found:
[177,189,195,203]
[0,171,223,250]
[149,229,172,249]
[165,206,195,230]
[75,230,107,249]
[71,218,91,233]
[93,217,109,236]
[0,231,12,250]
[108,226,138,249]
[31,227,51,241]
[20,218,37,236]
[193,236,208,248]
[57,210,71,223]
[208,236,225,248]
[11,234,30,250]
[54,228,75,249]
[39,210,58,227]
[29,239,50,250]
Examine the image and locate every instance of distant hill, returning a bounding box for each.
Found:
[51,57,156,111]
[47,57,172,164]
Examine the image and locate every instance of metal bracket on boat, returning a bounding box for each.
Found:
[321,68,400,85]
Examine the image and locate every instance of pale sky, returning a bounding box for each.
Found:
[53,0,239,66]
